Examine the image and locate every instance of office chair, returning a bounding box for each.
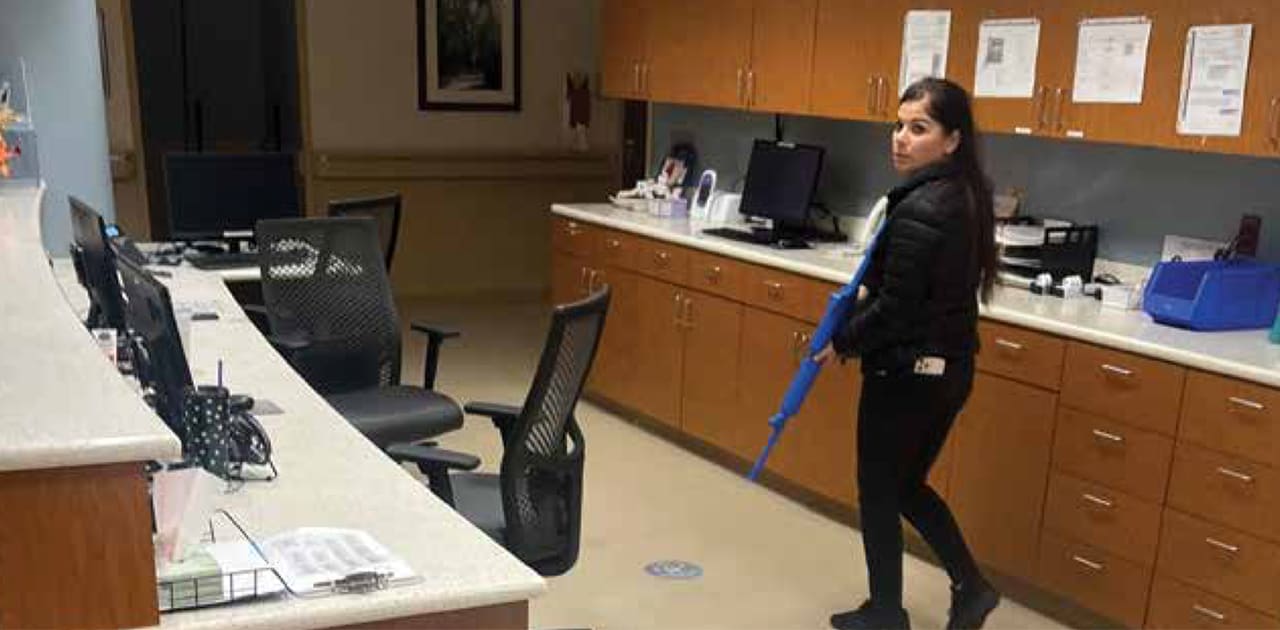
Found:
[388,288,610,577]
[253,216,462,449]
[327,193,402,272]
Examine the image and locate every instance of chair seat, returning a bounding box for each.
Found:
[451,473,506,543]
[326,385,462,449]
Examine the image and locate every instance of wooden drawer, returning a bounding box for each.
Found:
[1043,472,1162,566]
[1038,532,1153,628]
[551,216,598,258]
[1052,406,1174,503]
[634,239,689,284]
[976,321,1066,391]
[1060,342,1187,436]
[686,249,746,301]
[1180,371,1280,468]
[807,281,843,326]
[743,264,821,322]
[1157,509,1280,615]
[596,229,638,270]
[1167,442,1280,542]
[1147,574,1280,630]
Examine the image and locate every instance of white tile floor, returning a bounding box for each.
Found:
[399,297,1067,630]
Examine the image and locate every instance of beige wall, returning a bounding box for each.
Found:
[305,0,620,300]
[305,0,619,153]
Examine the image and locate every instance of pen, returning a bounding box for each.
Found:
[217,360,223,389]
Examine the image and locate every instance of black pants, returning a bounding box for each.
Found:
[856,356,981,609]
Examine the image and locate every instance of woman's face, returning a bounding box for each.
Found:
[891,97,960,175]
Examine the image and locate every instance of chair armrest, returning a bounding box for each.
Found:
[410,321,460,390]
[464,401,521,422]
[242,304,272,335]
[265,331,312,354]
[386,442,481,471]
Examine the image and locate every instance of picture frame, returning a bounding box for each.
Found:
[416,0,522,111]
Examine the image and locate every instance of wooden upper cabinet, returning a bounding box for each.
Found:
[646,0,753,108]
[962,0,1055,136]
[810,0,900,121]
[600,0,649,99]
[748,0,818,114]
[1167,1,1280,157]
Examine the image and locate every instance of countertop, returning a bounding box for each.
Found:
[552,203,1280,388]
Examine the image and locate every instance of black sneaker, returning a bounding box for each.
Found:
[830,601,911,630]
[946,580,1000,630]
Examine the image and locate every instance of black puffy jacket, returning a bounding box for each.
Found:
[831,161,983,371]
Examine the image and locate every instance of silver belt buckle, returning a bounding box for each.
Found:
[913,356,946,376]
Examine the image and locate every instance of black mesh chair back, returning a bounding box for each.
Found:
[255,217,401,394]
[328,193,402,272]
[500,288,610,575]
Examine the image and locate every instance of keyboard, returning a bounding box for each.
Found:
[702,227,773,244]
[186,251,259,270]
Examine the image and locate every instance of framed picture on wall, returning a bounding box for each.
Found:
[416,0,521,111]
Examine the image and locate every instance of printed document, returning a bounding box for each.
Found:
[1178,24,1253,136]
[1073,17,1152,104]
[900,10,952,95]
[260,527,416,595]
[974,18,1041,98]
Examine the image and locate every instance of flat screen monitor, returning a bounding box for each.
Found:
[164,152,301,241]
[738,140,824,230]
[68,196,127,331]
[117,257,194,438]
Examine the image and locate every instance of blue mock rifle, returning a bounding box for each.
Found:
[747,207,886,481]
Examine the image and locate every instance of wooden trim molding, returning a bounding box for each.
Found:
[332,601,527,630]
[313,151,615,181]
[110,150,137,181]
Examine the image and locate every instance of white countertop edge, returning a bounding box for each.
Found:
[551,203,1280,389]
[0,434,181,473]
[551,204,854,283]
[162,581,546,630]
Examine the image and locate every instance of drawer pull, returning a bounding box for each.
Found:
[673,292,685,327]
[1071,555,1104,571]
[764,280,785,300]
[1082,493,1114,508]
[1091,429,1125,444]
[1216,466,1254,483]
[653,251,671,267]
[994,338,1024,351]
[1192,604,1227,622]
[1228,396,1265,411]
[606,238,622,250]
[705,265,722,284]
[1100,363,1133,377]
[1205,537,1240,554]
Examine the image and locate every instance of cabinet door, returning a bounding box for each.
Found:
[948,372,1057,581]
[600,0,648,99]
[681,290,746,453]
[748,0,818,114]
[646,0,753,108]
[1167,2,1280,156]
[810,0,900,121]
[550,252,589,307]
[586,267,640,406]
[738,308,859,506]
[963,0,1054,136]
[630,276,686,429]
[1048,0,1184,148]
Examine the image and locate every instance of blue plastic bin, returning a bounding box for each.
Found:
[1143,259,1280,331]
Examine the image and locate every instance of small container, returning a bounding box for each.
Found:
[1100,284,1141,310]
[1143,259,1280,330]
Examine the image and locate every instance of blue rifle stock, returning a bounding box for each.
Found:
[747,227,883,481]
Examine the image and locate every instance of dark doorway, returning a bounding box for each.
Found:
[131,0,303,239]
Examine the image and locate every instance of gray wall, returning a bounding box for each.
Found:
[0,0,114,253]
[652,103,1280,265]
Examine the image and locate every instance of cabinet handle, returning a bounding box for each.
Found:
[674,292,685,327]
[1082,493,1114,508]
[1071,555,1104,571]
[1217,466,1255,484]
[738,68,746,105]
[1053,87,1067,132]
[588,269,601,293]
[880,77,892,116]
[705,265,722,285]
[1228,396,1265,411]
[1091,428,1125,444]
[579,267,590,293]
[1269,97,1280,146]
[633,63,641,94]
[1099,363,1133,377]
[747,69,756,108]
[641,63,649,94]
[1192,604,1227,622]
[684,297,694,329]
[1034,85,1050,130]
[1205,537,1240,554]
[764,280,785,300]
[994,338,1024,351]
[867,76,877,114]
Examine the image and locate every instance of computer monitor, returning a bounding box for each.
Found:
[68,196,127,332]
[738,140,824,234]
[163,152,301,243]
[117,257,194,439]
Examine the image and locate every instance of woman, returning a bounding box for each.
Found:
[816,78,1000,630]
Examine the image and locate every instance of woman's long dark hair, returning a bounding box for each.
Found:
[900,78,997,303]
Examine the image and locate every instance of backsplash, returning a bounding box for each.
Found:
[651,103,1280,266]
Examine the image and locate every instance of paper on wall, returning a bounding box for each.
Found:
[974,18,1041,98]
[1073,17,1152,104]
[899,10,952,95]
[1177,24,1253,136]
